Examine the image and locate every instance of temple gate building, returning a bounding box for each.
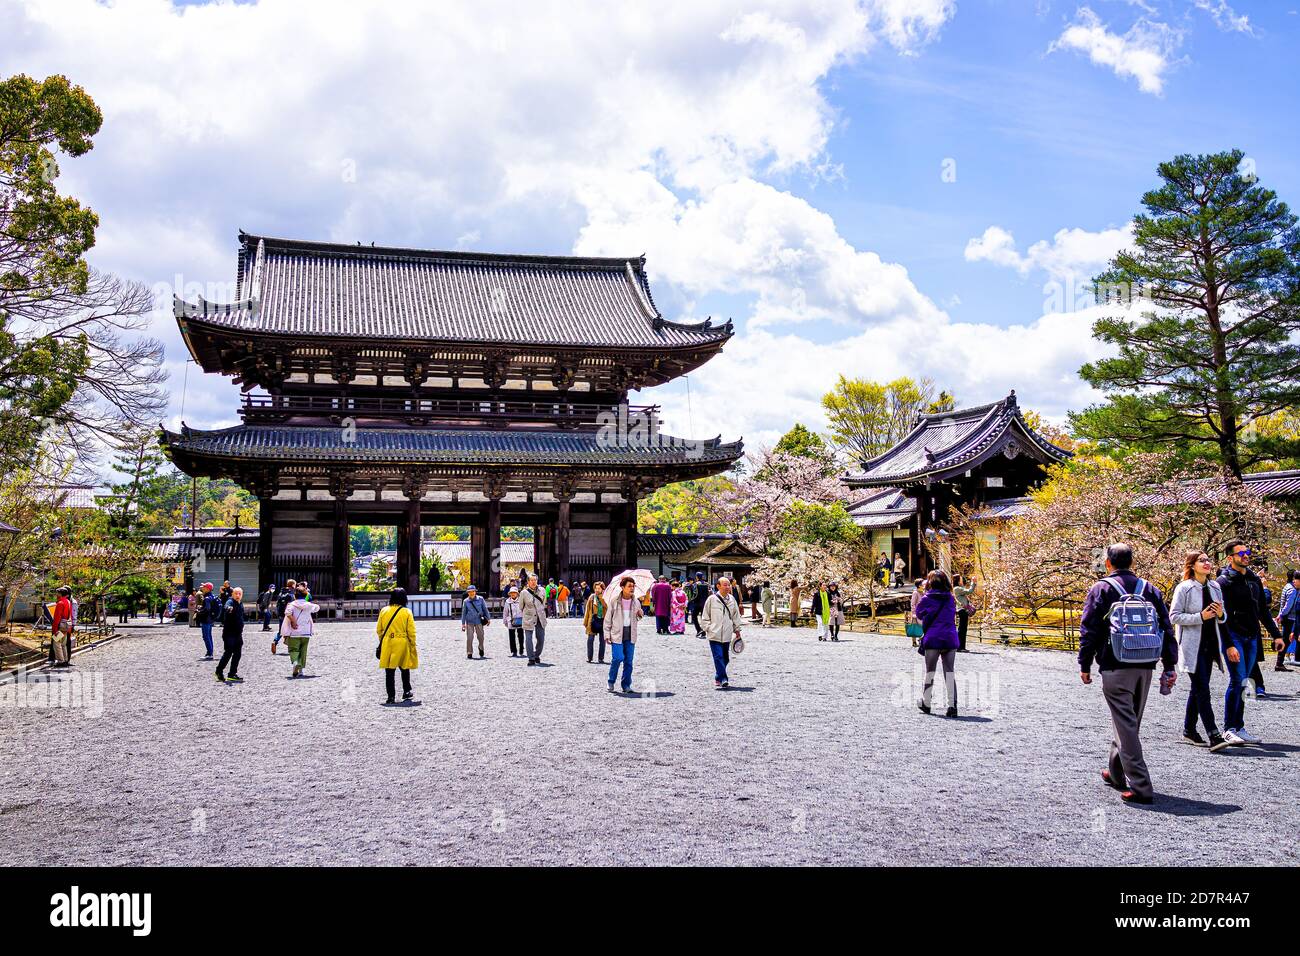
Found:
[161,232,743,600]
[842,391,1072,573]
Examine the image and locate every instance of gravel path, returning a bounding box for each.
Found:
[1,618,1296,866]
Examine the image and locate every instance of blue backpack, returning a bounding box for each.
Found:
[1103,577,1163,664]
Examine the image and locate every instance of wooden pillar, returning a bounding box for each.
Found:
[535,523,551,582]
[406,497,422,593]
[486,496,502,596]
[332,498,350,598]
[258,498,274,592]
[623,495,638,570]
[556,497,571,586]
[470,523,486,592]
[396,520,410,593]
[914,487,932,575]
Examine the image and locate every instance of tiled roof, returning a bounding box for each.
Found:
[175,232,733,349]
[843,391,1071,488]
[168,526,261,538]
[1134,468,1300,507]
[426,540,534,563]
[675,538,759,566]
[161,424,742,467]
[1243,469,1300,498]
[637,532,738,555]
[978,497,1032,519]
[847,488,916,528]
[146,533,261,561]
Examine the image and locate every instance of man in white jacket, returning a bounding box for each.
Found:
[700,576,744,689]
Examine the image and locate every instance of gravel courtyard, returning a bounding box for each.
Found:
[1,617,1296,866]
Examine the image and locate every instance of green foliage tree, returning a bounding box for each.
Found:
[351,526,374,556]
[821,376,955,462]
[773,423,829,459]
[105,573,169,615]
[355,556,394,592]
[0,73,166,469]
[776,500,861,547]
[107,422,173,533]
[637,476,737,534]
[1073,149,1300,478]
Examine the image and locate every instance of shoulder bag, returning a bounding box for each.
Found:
[375,606,403,660]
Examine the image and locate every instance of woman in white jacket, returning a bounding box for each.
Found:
[1169,550,1229,751]
[602,577,643,693]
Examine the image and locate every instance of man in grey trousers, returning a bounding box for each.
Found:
[1078,543,1178,805]
[461,584,488,659]
[520,573,548,666]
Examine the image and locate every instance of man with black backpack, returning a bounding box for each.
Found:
[195,582,224,660]
[1079,543,1178,805]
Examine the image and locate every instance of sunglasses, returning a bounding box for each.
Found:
[1233,549,1251,559]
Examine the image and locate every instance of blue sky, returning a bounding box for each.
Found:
[3,0,1297,451]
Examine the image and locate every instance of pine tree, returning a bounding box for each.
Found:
[1072,150,1300,477]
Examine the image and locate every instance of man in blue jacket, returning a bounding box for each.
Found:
[1216,540,1284,745]
[195,582,224,660]
[461,584,489,659]
[1079,543,1177,805]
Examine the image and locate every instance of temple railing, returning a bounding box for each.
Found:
[241,394,658,428]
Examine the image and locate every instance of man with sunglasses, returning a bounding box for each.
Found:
[1217,540,1285,745]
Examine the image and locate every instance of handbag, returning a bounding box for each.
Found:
[375,606,403,660]
[905,621,924,639]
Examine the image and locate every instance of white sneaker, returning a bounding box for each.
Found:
[1235,727,1263,744]
[1221,729,1247,747]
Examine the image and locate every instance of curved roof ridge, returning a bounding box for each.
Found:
[238,229,642,271]
[917,401,1008,462]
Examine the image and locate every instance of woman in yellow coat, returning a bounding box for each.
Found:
[377,588,419,704]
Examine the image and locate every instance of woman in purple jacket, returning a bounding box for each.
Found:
[915,569,960,717]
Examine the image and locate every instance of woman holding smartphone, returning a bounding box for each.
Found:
[1169,550,1230,751]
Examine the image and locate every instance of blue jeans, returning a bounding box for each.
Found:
[1223,630,1258,731]
[710,640,730,682]
[200,621,214,656]
[608,641,634,689]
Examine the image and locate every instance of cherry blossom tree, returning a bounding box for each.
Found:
[946,451,1300,623]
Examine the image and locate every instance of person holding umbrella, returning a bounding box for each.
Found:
[603,575,644,693]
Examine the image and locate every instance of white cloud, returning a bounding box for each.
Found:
[655,303,1117,451]
[1192,0,1255,35]
[7,0,1049,457]
[575,176,948,330]
[965,223,1133,282]
[1048,6,1182,94]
